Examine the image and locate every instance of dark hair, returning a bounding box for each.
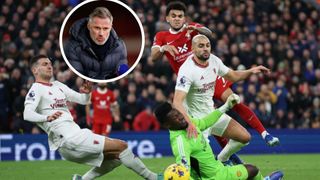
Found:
[30,54,48,68]
[154,102,173,124]
[89,7,113,23]
[166,1,187,16]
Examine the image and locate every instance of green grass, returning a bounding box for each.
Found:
[0,154,319,179]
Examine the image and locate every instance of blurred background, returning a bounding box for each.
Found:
[0,0,320,163]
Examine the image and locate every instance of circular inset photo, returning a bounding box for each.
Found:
[60,0,144,82]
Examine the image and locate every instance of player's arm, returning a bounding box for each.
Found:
[58,81,92,105]
[223,65,270,83]
[191,110,223,131]
[187,25,213,39]
[24,88,62,122]
[170,136,191,169]
[173,90,198,138]
[150,33,178,61]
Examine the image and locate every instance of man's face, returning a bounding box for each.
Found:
[193,37,211,61]
[87,16,112,45]
[165,108,188,130]
[33,58,53,80]
[166,10,185,31]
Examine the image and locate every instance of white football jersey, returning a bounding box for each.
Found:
[24,81,90,150]
[175,54,229,118]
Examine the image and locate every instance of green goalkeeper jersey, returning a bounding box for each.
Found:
[169,109,252,180]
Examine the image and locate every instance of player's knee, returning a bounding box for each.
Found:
[244,132,251,143]
[118,140,128,151]
[244,164,259,179]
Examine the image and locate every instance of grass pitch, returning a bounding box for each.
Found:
[0,154,319,179]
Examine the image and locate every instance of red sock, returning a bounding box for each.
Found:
[214,135,229,148]
[233,103,266,134]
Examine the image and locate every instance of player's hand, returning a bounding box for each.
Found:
[161,45,179,57]
[47,111,63,122]
[80,80,92,94]
[250,65,270,74]
[186,122,198,138]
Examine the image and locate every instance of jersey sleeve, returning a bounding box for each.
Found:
[151,32,164,49]
[191,110,223,131]
[175,64,193,93]
[215,55,230,76]
[56,81,90,105]
[170,135,191,169]
[24,85,48,122]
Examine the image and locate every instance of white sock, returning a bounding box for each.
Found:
[119,148,157,180]
[82,160,121,180]
[217,139,247,162]
[261,131,268,139]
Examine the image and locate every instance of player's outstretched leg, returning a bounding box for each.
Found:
[104,138,159,180]
[221,88,280,147]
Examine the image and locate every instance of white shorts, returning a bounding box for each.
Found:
[58,129,105,167]
[202,113,231,139]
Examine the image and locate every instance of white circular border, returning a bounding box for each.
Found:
[59,0,145,83]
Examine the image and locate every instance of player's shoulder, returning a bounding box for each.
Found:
[51,80,65,87]
[179,55,195,74]
[155,31,170,38]
[209,54,222,63]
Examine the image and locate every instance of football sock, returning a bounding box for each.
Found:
[214,135,229,147]
[233,103,266,134]
[217,139,247,162]
[82,160,121,180]
[119,148,157,180]
[261,131,268,139]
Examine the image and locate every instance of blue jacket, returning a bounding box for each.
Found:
[64,18,127,79]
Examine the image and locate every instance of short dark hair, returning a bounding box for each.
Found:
[166,1,187,16]
[154,102,173,124]
[30,54,48,68]
[89,7,113,23]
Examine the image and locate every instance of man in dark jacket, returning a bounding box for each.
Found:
[64,7,128,80]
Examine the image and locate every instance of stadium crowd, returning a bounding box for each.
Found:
[0,0,319,134]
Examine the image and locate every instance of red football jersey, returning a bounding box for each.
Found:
[153,22,233,100]
[152,22,202,74]
[91,89,115,124]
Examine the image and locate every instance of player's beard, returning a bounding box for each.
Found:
[197,54,209,61]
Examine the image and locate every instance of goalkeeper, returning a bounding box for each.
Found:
[154,94,283,180]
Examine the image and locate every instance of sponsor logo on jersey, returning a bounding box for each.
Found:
[50,98,67,109]
[178,44,188,53]
[166,40,175,45]
[197,81,215,93]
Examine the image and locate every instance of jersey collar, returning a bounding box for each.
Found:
[169,24,187,34]
[36,81,53,86]
[192,56,209,68]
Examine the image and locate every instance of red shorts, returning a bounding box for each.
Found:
[213,76,233,101]
[92,122,112,136]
